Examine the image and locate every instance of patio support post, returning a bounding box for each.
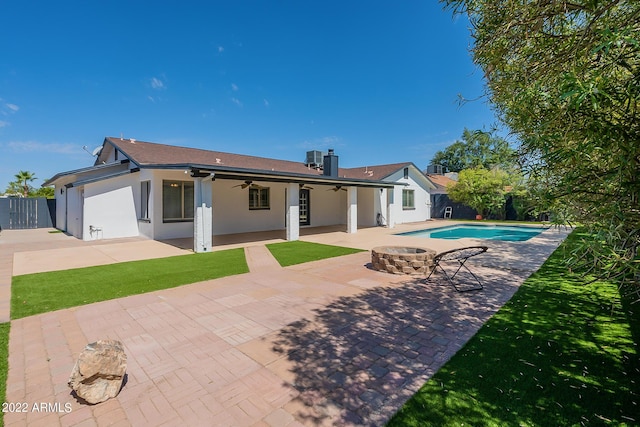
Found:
[347,186,357,233]
[193,177,213,252]
[387,185,401,228]
[286,183,300,241]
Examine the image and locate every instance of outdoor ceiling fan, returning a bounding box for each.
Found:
[327,185,347,192]
[299,183,314,190]
[232,180,253,189]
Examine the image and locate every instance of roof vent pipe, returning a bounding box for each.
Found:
[323,149,339,177]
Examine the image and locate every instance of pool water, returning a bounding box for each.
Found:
[397,224,543,242]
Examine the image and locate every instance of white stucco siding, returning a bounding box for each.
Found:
[357,187,377,227]
[83,174,140,240]
[385,167,432,224]
[149,170,195,240]
[307,187,346,227]
[66,187,84,239]
[54,185,68,232]
[212,180,287,235]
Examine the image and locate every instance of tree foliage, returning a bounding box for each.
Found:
[447,167,511,218]
[2,171,53,198]
[442,0,640,289]
[431,128,515,172]
[13,170,37,197]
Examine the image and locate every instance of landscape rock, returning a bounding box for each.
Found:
[68,339,127,404]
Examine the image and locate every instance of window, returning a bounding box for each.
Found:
[249,187,270,210]
[403,167,409,179]
[140,181,150,220]
[163,180,194,222]
[402,189,415,210]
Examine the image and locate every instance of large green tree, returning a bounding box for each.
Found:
[431,128,515,172]
[447,166,511,218]
[442,0,640,287]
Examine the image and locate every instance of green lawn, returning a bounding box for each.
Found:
[266,240,365,266]
[387,231,640,426]
[0,322,8,427]
[11,248,248,319]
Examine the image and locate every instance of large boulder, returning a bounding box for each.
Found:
[68,339,127,404]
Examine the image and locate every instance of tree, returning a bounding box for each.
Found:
[14,170,37,197]
[447,167,510,219]
[31,186,54,199]
[3,180,23,196]
[430,128,515,172]
[442,0,640,288]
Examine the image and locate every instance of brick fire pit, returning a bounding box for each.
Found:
[371,246,436,275]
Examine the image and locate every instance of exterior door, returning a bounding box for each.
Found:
[299,189,310,225]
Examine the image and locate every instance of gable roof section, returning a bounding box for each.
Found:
[342,162,437,191]
[102,137,322,176]
[426,173,456,194]
[99,137,400,188]
[340,162,412,180]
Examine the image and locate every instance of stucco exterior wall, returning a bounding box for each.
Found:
[305,186,346,227]
[83,173,140,240]
[149,170,195,240]
[357,187,377,227]
[212,180,287,235]
[385,167,432,224]
[54,185,67,232]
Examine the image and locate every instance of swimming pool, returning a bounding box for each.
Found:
[397,224,544,242]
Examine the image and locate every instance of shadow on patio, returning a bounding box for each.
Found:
[271,266,526,426]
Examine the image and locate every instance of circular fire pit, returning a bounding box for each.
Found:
[371,246,436,275]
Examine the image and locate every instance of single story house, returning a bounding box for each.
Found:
[44,137,435,252]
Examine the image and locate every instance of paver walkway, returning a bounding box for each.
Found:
[3,226,570,426]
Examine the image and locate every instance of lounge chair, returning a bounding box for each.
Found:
[425,246,488,292]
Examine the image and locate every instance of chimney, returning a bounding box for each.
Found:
[323,149,339,177]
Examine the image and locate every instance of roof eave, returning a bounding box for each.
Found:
[139,163,400,188]
[42,160,131,187]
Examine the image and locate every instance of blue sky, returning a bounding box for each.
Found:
[0,1,497,190]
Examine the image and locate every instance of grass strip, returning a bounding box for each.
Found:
[0,322,8,427]
[266,241,364,267]
[388,231,640,426]
[11,248,248,319]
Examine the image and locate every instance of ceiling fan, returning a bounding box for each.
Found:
[327,185,347,192]
[299,183,314,190]
[232,180,253,189]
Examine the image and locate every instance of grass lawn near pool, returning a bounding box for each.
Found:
[266,240,365,267]
[11,248,248,319]
[387,231,640,426]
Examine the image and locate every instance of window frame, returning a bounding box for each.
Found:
[249,186,270,210]
[402,189,415,210]
[162,180,194,222]
[140,180,151,221]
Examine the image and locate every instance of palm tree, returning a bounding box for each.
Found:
[14,170,37,197]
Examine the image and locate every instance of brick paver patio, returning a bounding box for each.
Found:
[2,225,570,426]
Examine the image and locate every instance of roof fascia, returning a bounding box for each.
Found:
[140,163,399,188]
[65,168,139,188]
[42,160,130,187]
[101,138,141,168]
